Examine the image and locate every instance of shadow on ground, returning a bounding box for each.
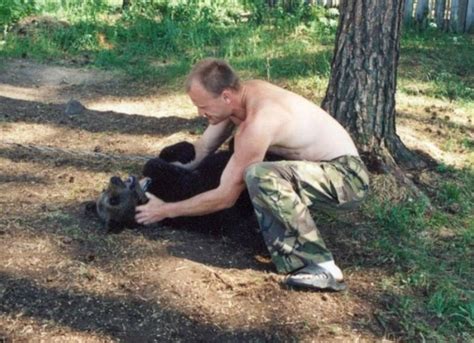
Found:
[0,96,206,136]
[0,271,292,341]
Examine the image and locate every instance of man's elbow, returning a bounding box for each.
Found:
[219,193,240,210]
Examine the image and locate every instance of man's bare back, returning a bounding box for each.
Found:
[238,80,359,162]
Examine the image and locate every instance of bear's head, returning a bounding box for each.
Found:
[94,176,150,233]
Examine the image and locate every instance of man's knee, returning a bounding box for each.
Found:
[244,163,259,183]
[244,162,274,197]
[244,162,273,186]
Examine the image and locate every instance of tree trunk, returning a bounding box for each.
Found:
[322,0,425,172]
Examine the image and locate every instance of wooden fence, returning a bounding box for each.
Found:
[405,0,474,32]
[310,0,474,33]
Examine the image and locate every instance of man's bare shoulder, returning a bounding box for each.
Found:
[244,79,283,95]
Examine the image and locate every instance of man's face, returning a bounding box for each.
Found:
[188,81,231,125]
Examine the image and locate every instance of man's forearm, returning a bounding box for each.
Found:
[163,188,238,218]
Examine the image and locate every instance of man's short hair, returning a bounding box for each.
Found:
[186,58,240,96]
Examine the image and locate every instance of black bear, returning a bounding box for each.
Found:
[93,141,281,234]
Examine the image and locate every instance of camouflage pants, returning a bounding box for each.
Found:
[244,155,369,274]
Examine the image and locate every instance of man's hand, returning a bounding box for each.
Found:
[170,159,200,170]
[135,193,167,225]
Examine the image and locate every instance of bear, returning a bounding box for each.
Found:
[91,141,282,234]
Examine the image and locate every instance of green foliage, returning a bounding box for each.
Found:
[358,166,473,340]
[0,0,337,88]
[400,30,474,102]
[0,0,37,28]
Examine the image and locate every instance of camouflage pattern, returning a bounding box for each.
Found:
[244,155,369,274]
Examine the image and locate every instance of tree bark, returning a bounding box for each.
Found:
[322,0,425,172]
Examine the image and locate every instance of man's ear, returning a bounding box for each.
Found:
[222,89,232,104]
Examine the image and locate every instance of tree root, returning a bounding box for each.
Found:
[361,142,433,211]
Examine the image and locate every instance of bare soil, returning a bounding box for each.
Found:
[0,59,471,342]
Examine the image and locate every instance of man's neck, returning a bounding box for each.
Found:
[229,85,248,124]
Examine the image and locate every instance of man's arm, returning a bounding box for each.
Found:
[172,119,235,170]
[135,120,272,225]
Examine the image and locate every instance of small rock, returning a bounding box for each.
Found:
[65,99,86,115]
[86,254,95,262]
[62,237,73,244]
[447,203,461,214]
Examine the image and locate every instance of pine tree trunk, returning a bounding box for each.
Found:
[322,0,425,172]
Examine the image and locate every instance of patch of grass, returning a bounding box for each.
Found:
[0,1,337,86]
[358,166,473,340]
[399,29,474,103]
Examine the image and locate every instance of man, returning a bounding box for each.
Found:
[135,58,369,291]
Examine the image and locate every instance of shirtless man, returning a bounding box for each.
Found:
[135,59,369,291]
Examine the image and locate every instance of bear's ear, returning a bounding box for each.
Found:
[159,141,196,164]
[105,219,125,234]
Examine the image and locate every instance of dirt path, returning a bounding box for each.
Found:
[1,58,459,341]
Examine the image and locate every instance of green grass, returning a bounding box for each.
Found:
[399,29,474,103]
[358,167,473,340]
[0,0,337,92]
[0,1,473,340]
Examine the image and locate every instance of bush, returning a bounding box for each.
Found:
[0,0,37,29]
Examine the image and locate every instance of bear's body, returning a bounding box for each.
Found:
[93,141,280,233]
[143,143,254,230]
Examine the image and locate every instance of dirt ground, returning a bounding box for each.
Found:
[0,59,471,342]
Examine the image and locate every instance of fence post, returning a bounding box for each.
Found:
[451,0,460,31]
[415,0,430,25]
[435,0,447,29]
[405,0,415,25]
[458,0,469,31]
[466,0,474,32]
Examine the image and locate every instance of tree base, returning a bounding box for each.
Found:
[360,138,432,209]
